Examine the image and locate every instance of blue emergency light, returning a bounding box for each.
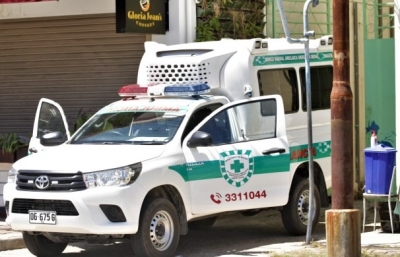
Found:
[119,83,210,98]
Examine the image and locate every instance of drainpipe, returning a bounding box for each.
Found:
[180,0,187,43]
[186,0,198,42]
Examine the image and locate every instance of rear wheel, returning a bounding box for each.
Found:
[23,232,67,257]
[131,198,180,257]
[281,178,321,235]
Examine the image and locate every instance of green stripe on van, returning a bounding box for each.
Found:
[253,52,333,66]
[169,153,290,182]
[289,141,331,163]
[170,141,331,182]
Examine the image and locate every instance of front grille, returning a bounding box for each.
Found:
[16,170,86,191]
[12,199,79,216]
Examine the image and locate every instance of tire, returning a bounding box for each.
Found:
[281,179,321,236]
[131,198,180,257]
[23,232,67,257]
[188,216,217,230]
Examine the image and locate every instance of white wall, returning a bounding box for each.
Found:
[0,0,197,45]
[152,0,197,45]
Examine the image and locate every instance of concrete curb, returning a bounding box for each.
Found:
[0,232,25,251]
[0,222,25,251]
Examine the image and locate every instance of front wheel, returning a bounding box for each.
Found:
[23,233,67,257]
[131,198,180,257]
[281,178,321,235]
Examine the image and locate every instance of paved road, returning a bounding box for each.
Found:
[0,209,327,257]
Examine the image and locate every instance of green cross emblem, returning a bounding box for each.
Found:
[219,149,254,187]
[230,160,244,173]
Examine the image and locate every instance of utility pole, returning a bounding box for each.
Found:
[325,0,361,255]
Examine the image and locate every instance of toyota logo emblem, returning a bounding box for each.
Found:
[35,175,50,190]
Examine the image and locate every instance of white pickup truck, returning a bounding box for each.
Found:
[3,36,333,257]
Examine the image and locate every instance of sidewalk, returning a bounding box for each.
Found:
[0,221,25,251]
[0,221,399,255]
[1,199,400,255]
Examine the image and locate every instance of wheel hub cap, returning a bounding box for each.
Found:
[149,210,174,251]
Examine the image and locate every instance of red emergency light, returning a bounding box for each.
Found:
[118,84,148,97]
[118,83,211,98]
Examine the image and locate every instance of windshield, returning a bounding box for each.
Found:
[70,111,184,145]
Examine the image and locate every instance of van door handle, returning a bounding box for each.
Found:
[262,148,285,155]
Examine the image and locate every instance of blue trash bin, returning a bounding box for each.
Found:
[364,145,397,194]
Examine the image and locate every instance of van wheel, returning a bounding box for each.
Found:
[131,198,180,257]
[23,232,67,257]
[188,216,217,230]
[281,179,321,235]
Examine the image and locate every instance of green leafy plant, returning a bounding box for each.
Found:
[0,133,27,154]
[196,0,266,41]
[196,17,221,41]
[74,108,92,132]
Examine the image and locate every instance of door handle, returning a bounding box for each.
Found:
[262,148,285,155]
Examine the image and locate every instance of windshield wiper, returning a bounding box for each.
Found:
[138,141,166,145]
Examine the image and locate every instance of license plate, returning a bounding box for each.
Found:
[29,210,57,225]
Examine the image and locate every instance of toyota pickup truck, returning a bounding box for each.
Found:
[3,35,333,257]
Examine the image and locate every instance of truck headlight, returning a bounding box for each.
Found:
[7,167,18,184]
[83,163,142,189]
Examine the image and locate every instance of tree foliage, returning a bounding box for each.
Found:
[196,0,266,41]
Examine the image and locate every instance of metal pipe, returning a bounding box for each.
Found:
[302,0,316,245]
[275,0,306,43]
[275,0,318,244]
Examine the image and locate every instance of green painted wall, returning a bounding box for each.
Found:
[364,39,396,148]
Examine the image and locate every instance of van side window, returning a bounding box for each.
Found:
[299,66,333,110]
[257,68,299,114]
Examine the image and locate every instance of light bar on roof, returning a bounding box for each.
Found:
[164,84,210,96]
[118,83,211,98]
[118,84,148,97]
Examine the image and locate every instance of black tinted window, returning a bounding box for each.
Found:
[258,68,299,114]
[300,66,333,110]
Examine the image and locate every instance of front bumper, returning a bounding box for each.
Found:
[3,183,146,235]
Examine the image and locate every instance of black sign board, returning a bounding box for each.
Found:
[116,0,169,34]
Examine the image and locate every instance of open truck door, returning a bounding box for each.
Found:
[182,95,290,215]
[28,98,71,155]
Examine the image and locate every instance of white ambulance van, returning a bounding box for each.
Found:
[3,36,333,257]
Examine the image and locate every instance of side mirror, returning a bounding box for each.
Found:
[187,131,213,148]
[40,131,66,146]
[244,85,253,98]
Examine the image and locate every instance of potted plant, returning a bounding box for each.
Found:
[73,108,92,132]
[0,133,27,163]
